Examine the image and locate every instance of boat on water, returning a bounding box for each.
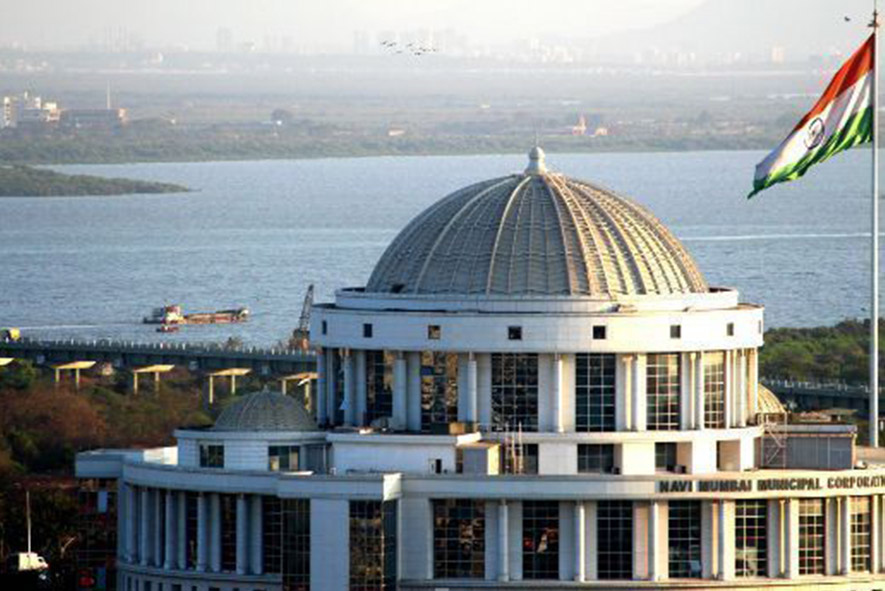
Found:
[143,305,249,326]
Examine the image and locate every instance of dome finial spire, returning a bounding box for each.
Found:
[525,146,547,174]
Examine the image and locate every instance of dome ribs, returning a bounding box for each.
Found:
[366,159,708,299]
[367,179,486,292]
[412,176,517,294]
[486,176,532,294]
[542,174,591,295]
[560,177,638,295]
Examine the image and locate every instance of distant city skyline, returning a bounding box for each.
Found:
[1,0,706,51]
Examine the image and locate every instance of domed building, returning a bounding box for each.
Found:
[78,149,881,591]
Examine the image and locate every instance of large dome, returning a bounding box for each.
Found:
[366,148,708,298]
[214,390,318,432]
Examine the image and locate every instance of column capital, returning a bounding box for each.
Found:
[621,354,636,365]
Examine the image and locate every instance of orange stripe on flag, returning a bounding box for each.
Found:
[792,34,875,133]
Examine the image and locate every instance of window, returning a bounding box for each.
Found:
[268,445,300,472]
[597,501,633,579]
[522,501,559,580]
[575,353,615,432]
[668,501,702,578]
[199,443,224,468]
[670,325,682,339]
[185,493,198,569]
[798,499,825,575]
[363,323,373,338]
[852,497,872,573]
[726,322,735,337]
[704,352,725,429]
[220,494,237,571]
[433,499,484,579]
[491,353,538,431]
[577,444,614,473]
[502,443,538,475]
[263,497,283,575]
[427,325,441,340]
[366,350,394,424]
[655,442,677,472]
[321,320,327,335]
[647,353,681,431]
[282,498,310,591]
[592,325,607,340]
[350,500,397,591]
[735,500,767,577]
[507,326,522,340]
[420,352,458,433]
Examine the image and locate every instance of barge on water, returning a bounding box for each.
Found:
[143,305,249,326]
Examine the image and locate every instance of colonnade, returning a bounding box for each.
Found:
[473,494,885,583]
[316,348,760,433]
[120,483,265,576]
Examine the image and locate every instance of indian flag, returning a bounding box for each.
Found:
[750,34,875,198]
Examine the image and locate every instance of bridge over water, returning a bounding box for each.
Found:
[763,378,884,416]
[0,337,317,401]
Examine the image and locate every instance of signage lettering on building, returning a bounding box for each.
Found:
[658,475,885,494]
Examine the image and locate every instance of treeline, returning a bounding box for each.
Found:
[0,125,778,166]
[0,362,215,576]
[0,165,188,197]
[759,319,881,384]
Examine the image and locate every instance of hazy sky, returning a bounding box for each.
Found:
[0,0,706,50]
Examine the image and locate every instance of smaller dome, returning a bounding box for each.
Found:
[214,390,318,432]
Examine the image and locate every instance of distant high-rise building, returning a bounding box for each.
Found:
[216,27,234,53]
[771,46,786,64]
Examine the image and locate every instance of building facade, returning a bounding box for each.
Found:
[78,149,885,591]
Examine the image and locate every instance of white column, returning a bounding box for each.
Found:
[153,489,163,566]
[164,490,175,569]
[139,488,150,566]
[749,349,759,421]
[343,350,355,426]
[632,354,646,431]
[723,350,733,428]
[325,350,337,425]
[393,352,407,430]
[209,493,221,572]
[841,496,852,574]
[872,495,881,573]
[126,485,138,563]
[236,494,248,574]
[196,493,208,572]
[316,348,327,425]
[618,355,633,430]
[176,491,187,570]
[250,495,263,575]
[498,501,509,582]
[355,349,367,426]
[682,353,695,430]
[552,354,564,433]
[695,351,705,430]
[649,500,660,580]
[737,349,749,427]
[766,500,780,578]
[574,501,586,582]
[785,499,800,579]
[718,500,735,580]
[467,352,478,423]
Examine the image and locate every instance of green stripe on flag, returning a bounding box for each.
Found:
[749,106,873,198]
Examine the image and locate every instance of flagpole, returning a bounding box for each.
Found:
[872,0,880,448]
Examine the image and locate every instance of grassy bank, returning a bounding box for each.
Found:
[0,165,189,197]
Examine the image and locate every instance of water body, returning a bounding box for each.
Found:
[0,150,879,346]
